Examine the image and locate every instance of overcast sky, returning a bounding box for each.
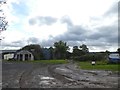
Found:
[0,0,119,52]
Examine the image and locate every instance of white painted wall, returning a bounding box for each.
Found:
[4,54,14,60]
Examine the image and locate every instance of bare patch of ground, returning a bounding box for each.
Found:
[2,61,119,88]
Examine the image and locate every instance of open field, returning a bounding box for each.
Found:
[78,61,120,71]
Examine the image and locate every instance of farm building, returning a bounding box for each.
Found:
[4,53,14,60]
[14,50,34,61]
[108,53,120,63]
[1,48,51,61]
[1,50,17,60]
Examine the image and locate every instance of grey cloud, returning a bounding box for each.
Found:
[57,16,87,42]
[2,37,40,49]
[61,16,73,26]
[104,2,118,16]
[88,26,117,40]
[85,26,118,47]
[97,25,117,42]
[27,37,39,44]
[3,14,118,51]
[67,41,83,47]
[26,23,118,48]
[68,25,87,35]
[29,18,37,25]
[118,1,120,15]
[2,40,25,48]
[118,31,120,44]
[107,35,118,44]
[29,16,57,26]
[27,37,52,47]
[51,16,118,47]
[12,40,24,45]
[55,32,85,42]
[40,39,55,47]
[27,37,54,47]
[31,15,117,47]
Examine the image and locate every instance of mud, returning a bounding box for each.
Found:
[2,61,119,88]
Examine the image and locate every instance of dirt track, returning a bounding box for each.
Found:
[2,61,119,88]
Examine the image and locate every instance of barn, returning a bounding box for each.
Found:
[14,50,34,61]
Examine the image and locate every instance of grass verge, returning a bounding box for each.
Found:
[78,61,120,71]
[6,59,68,64]
[30,60,68,64]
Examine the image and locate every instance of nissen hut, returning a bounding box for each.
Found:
[14,50,34,61]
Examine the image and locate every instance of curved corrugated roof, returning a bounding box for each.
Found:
[16,50,33,55]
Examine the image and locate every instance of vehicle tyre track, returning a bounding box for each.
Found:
[48,65,86,88]
[19,64,38,88]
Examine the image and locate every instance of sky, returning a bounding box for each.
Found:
[0,0,119,52]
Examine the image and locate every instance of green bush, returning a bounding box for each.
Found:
[73,53,107,61]
[96,60,108,65]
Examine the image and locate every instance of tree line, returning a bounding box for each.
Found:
[19,40,119,61]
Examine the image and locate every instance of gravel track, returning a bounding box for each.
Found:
[2,61,119,88]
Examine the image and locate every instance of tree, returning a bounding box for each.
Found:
[54,40,69,59]
[20,44,43,60]
[72,46,85,60]
[0,0,8,42]
[72,46,80,56]
[66,51,72,59]
[105,50,110,53]
[0,0,8,31]
[117,48,120,55]
[49,46,54,59]
[80,44,89,54]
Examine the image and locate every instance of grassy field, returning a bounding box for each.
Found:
[78,61,120,71]
[30,60,68,64]
[6,59,119,71]
[7,59,68,64]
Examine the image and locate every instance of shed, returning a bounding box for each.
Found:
[4,53,14,60]
[108,53,120,63]
[14,50,34,61]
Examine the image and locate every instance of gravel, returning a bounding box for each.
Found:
[2,61,119,88]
